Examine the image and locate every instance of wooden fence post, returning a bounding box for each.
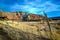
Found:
[43,11,53,40]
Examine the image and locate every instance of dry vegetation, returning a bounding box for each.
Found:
[0,20,60,40]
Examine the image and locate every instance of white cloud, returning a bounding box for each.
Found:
[39,1,60,12]
[10,1,60,15]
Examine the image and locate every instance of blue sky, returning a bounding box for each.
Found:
[0,0,60,17]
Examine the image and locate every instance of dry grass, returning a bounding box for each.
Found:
[0,20,60,40]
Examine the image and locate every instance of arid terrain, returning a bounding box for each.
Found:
[0,20,60,40]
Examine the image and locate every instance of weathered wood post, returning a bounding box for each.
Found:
[43,11,53,40]
[16,11,20,23]
[16,11,19,40]
[16,11,18,20]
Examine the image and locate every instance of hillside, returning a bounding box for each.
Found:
[0,12,44,21]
